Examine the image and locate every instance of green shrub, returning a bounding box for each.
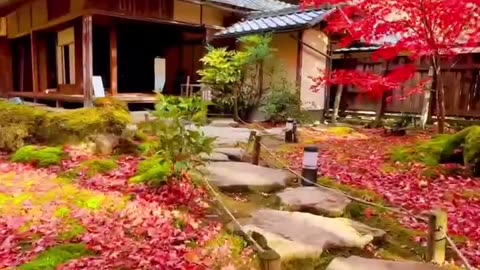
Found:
[130,157,173,186]
[18,244,92,270]
[79,158,118,177]
[11,146,64,167]
[198,35,273,117]
[261,83,307,123]
[130,95,214,186]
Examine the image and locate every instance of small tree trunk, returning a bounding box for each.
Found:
[420,67,434,129]
[420,90,431,129]
[233,86,240,122]
[374,93,386,126]
[332,85,344,124]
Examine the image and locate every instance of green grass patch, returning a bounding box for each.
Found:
[11,145,64,167]
[18,244,92,270]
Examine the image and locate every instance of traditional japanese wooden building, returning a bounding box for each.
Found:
[0,0,293,107]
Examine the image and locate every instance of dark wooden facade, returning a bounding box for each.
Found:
[331,52,480,118]
[0,0,235,107]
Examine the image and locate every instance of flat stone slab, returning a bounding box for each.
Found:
[200,152,230,162]
[326,256,445,270]
[277,187,351,217]
[232,210,380,261]
[214,147,245,161]
[205,162,293,192]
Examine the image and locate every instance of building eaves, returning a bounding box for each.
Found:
[215,6,334,38]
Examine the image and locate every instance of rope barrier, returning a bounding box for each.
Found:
[238,118,475,269]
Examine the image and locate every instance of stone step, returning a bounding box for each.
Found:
[200,152,231,162]
[213,147,245,161]
[277,187,351,217]
[205,162,294,193]
[326,256,444,270]
[229,209,385,262]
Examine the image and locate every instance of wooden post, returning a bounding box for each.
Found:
[259,250,281,270]
[110,26,118,96]
[30,31,39,95]
[251,231,282,270]
[427,209,447,265]
[82,15,93,107]
[252,135,261,165]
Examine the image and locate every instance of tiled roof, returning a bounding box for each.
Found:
[208,0,295,11]
[216,7,334,37]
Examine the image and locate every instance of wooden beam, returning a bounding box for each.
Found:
[82,15,93,107]
[109,26,118,96]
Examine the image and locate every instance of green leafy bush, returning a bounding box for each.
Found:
[130,95,214,186]
[261,77,310,123]
[11,145,64,167]
[130,157,173,185]
[198,34,273,118]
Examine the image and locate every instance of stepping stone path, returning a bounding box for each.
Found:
[205,162,294,192]
[230,209,380,260]
[326,256,445,270]
[202,122,438,268]
[277,187,351,217]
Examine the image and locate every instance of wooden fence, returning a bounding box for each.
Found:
[332,53,480,118]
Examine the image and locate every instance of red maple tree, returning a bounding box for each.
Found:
[304,0,480,132]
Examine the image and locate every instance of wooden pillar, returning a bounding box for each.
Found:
[38,35,48,94]
[31,32,39,95]
[0,38,13,97]
[82,15,93,107]
[110,26,118,96]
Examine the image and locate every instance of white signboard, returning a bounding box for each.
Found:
[154,57,166,93]
[92,76,106,98]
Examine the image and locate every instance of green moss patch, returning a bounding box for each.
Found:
[78,158,118,177]
[11,146,64,167]
[18,244,92,270]
[0,97,131,151]
[215,191,280,221]
[326,127,354,136]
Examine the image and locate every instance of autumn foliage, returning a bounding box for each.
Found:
[304,0,480,132]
